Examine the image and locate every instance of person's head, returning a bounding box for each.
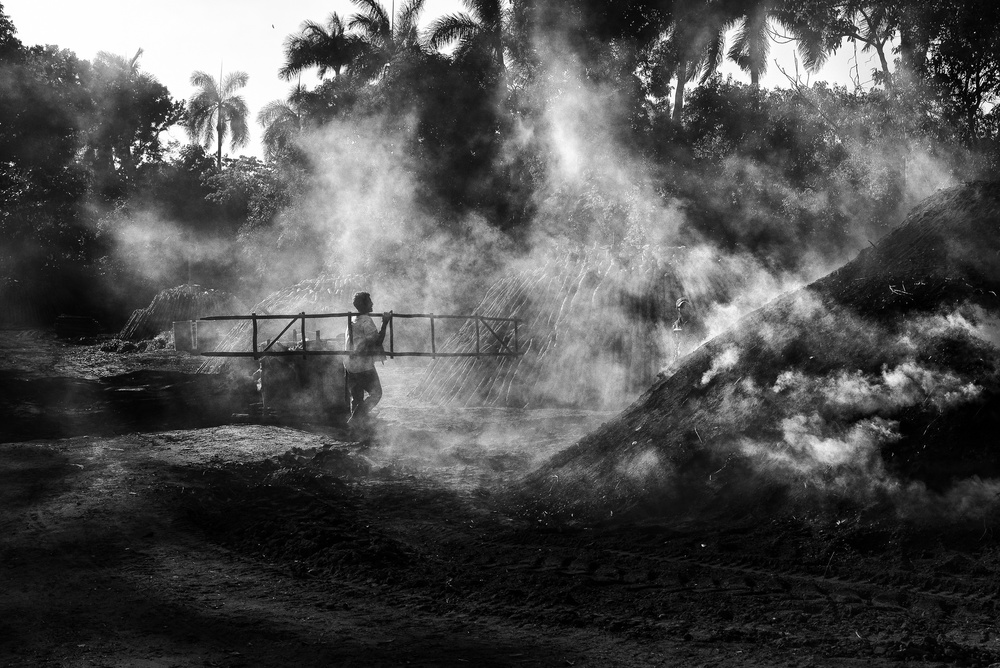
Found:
[353,291,373,313]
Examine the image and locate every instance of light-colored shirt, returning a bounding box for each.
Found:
[345,314,380,373]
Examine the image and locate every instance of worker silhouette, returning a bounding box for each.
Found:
[672,297,691,364]
[345,291,391,427]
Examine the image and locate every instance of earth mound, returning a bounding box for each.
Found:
[196,272,362,375]
[117,284,246,341]
[412,246,725,411]
[521,181,1000,521]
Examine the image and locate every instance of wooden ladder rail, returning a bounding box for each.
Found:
[201,312,524,359]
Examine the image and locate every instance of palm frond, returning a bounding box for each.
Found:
[227,107,250,149]
[427,13,480,50]
[325,12,346,34]
[185,99,218,146]
[128,47,144,71]
[698,24,727,82]
[789,23,829,71]
[280,37,321,79]
[189,70,219,96]
[349,0,390,41]
[258,96,303,160]
[465,0,502,28]
[257,99,293,127]
[348,12,387,46]
[397,0,427,34]
[727,10,771,80]
[222,71,249,97]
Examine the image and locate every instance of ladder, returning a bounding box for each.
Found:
[199,311,523,360]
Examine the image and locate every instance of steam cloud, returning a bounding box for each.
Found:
[84,5,997,518]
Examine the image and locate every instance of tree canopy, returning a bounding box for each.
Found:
[186,70,251,169]
[3,0,1000,326]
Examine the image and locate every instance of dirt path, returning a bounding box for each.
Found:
[3,426,998,666]
[3,332,1000,666]
[0,428,739,667]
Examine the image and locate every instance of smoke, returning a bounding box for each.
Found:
[208,16,1000,516]
[752,356,981,476]
[906,304,1000,350]
[490,24,973,408]
[100,210,226,280]
[704,293,996,517]
[94,204,240,317]
[359,402,613,487]
[771,361,982,418]
[699,346,739,386]
[522,41,686,253]
[243,114,519,316]
[739,414,895,476]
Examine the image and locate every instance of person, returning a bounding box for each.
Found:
[344,291,391,426]
[672,297,690,364]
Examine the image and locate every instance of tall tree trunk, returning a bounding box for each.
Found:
[875,43,893,90]
[216,108,223,170]
[897,3,931,83]
[672,59,688,123]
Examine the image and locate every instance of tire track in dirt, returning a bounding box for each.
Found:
[472,535,998,611]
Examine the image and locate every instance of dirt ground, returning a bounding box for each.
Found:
[4,331,1000,667]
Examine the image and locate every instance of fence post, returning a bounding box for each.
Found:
[475,318,481,356]
[389,314,394,359]
[344,313,352,412]
[251,313,258,360]
[300,312,306,358]
[430,314,436,358]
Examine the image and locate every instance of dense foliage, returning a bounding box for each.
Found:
[1,0,998,327]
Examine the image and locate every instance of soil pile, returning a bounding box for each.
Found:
[197,273,361,374]
[117,284,246,341]
[523,181,1000,520]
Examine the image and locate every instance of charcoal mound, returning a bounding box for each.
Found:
[196,272,361,375]
[118,284,246,341]
[411,246,722,410]
[411,252,668,409]
[521,181,1000,521]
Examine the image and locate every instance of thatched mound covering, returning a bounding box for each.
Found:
[118,285,246,341]
[198,274,361,374]
[521,182,1000,520]
[412,248,719,410]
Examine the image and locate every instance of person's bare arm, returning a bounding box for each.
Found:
[376,312,392,345]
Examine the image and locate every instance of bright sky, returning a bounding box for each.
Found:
[4,1,874,160]
[3,0,463,159]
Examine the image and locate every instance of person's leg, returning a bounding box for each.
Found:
[364,370,382,412]
[353,370,382,419]
[348,372,366,418]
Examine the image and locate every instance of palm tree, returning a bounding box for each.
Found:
[724,0,836,89]
[725,0,830,88]
[89,48,170,184]
[186,69,250,169]
[654,1,729,123]
[347,0,426,82]
[656,0,832,119]
[726,3,771,86]
[257,88,306,161]
[279,13,362,81]
[426,0,506,72]
[95,47,145,77]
